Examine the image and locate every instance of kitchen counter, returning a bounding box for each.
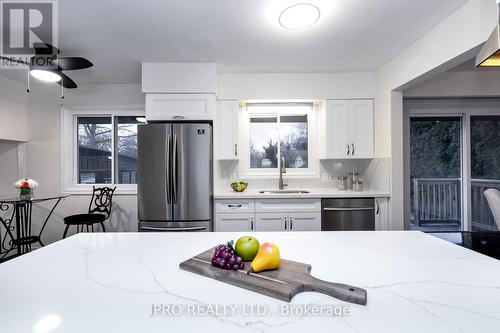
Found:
[214,188,390,199]
[1,231,499,332]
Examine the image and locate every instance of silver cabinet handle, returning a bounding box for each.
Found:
[347,143,350,156]
[376,200,380,215]
[352,143,355,156]
[284,216,288,230]
[166,134,171,204]
[172,134,178,204]
[228,204,242,208]
[250,217,254,230]
[234,144,238,157]
[290,216,293,230]
[172,115,186,120]
[323,207,374,211]
[140,226,206,231]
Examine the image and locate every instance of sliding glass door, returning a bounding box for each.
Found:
[470,116,500,231]
[409,117,463,231]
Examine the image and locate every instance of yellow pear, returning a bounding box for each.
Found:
[250,242,281,273]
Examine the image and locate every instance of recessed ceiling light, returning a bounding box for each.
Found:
[279,3,321,31]
[30,69,62,82]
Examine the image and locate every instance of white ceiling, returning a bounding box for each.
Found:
[0,0,469,84]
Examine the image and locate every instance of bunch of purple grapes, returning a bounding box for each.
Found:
[211,241,244,271]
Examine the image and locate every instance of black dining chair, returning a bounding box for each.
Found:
[62,186,116,238]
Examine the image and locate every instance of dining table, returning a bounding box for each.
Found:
[0,193,70,261]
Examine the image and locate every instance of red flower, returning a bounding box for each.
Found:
[22,181,29,188]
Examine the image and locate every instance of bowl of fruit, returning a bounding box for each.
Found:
[231,180,248,192]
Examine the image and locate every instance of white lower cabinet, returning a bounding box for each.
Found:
[215,199,321,232]
[216,213,254,232]
[289,212,322,231]
[375,198,389,231]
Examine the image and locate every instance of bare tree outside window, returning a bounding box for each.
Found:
[78,117,112,184]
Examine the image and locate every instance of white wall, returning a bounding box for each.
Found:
[0,76,28,142]
[218,72,375,100]
[405,70,500,97]
[374,0,498,229]
[26,83,144,245]
[0,141,20,196]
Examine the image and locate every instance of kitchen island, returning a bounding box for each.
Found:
[1,231,499,332]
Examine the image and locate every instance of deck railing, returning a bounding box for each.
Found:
[471,179,500,231]
[412,178,500,230]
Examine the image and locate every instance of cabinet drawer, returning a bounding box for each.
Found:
[215,199,255,213]
[255,199,321,213]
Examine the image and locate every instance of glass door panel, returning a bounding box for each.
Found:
[409,117,463,231]
[470,116,500,231]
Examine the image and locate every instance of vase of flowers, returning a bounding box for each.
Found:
[14,178,39,201]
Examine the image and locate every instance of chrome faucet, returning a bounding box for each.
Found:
[279,157,287,190]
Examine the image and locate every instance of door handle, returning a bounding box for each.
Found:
[172,115,186,120]
[284,216,288,230]
[140,226,206,231]
[376,201,380,215]
[323,207,374,211]
[173,134,178,204]
[234,144,238,157]
[250,217,254,231]
[228,204,242,208]
[346,143,350,156]
[352,143,355,156]
[290,216,293,230]
[166,134,171,204]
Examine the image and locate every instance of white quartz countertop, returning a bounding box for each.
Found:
[214,188,390,199]
[2,231,500,333]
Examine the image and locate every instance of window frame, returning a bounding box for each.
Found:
[61,106,144,194]
[239,102,319,179]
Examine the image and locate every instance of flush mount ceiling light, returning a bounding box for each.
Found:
[279,3,321,30]
[30,69,62,82]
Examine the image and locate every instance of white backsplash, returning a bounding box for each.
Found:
[216,158,390,193]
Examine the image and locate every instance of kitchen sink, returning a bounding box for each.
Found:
[258,190,310,194]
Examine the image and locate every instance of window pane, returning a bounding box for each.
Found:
[116,116,140,184]
[471,116,500,231]
[409,117,462,231]
[77,117,112,184]
[280,115,308,168]
[250,117,278,168]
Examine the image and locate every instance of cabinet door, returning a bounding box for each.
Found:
[350,100,373,158]
[325,100,351,158]
[374,198,389,231]
[218,100,239,160]
[215,213,254,232]
[255,213,288,232]
[145,94,216,121]
[289,212,321,231]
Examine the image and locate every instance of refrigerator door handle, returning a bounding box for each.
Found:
[140,226,206,232]
[173,134,178,204]
[166,133,171,204]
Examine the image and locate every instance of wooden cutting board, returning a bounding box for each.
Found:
[179,248,367,305]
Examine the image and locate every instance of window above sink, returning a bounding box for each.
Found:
[239,102,319,179]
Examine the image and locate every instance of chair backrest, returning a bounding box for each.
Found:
[484,189,500,231]
[88,186,116,220]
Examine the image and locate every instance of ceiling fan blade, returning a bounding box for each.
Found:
[57,72,78,89]
[33,42,59,55]
[54,57,93,70]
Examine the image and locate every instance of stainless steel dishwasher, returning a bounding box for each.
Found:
[321,198,375,231]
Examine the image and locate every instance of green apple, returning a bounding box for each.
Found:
[235,236,260,261]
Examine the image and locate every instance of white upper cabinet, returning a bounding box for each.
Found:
[145,93,216,121]
[321,99,374,159]
[217,100,239,160]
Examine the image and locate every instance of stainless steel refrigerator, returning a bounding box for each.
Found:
[137,123,213,232]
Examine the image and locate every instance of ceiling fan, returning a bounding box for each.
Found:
[0,42,93,89]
